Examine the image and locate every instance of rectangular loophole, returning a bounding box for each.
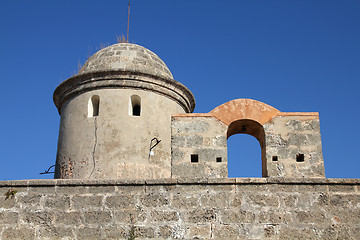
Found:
[272,156,278,162]
[296,154,305,162]
[216,157,222,163]
[191,154,199,163]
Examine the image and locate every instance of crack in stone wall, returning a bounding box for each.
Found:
[89,117,98,178]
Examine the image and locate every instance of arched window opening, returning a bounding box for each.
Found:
[129,95,141,116]
[88,95,100,117]
[228,134,262,177]
[227,119,267,177]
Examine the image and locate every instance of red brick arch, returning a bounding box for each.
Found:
[210,99,280,126]
[210,99,280,177]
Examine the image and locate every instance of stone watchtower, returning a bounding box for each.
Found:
[0,42,351,240]
[53,43,195,179]
[54,42,325,180]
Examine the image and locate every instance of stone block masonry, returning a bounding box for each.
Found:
[172,100,325,179]
[0,178,359,239]
[171,116,228,178]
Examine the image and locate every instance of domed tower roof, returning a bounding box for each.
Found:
[54,43,195,114]
[79,43,173,79]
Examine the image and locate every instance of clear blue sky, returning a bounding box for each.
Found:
[1,0,359,180]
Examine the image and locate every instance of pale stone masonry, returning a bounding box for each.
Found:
[4,42,356,239]
[171,116,228,178]
[172,100,325,178]
[0,178,359,239]
[53,43,195,180]
[53,43,325,180]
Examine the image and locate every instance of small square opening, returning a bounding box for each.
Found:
[216,157,222,163]
[272,156,278,162]
[191,154,199,163]
[296,154,305,162]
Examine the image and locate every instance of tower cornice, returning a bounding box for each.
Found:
[53,70,196,114]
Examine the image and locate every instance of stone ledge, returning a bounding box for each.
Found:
[54,70,196,114]
[277,112,319,116]
[0,178,359,187]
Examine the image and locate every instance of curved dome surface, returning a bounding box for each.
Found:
[79,43,173,79]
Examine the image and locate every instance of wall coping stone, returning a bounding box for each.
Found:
[0,178,359,187]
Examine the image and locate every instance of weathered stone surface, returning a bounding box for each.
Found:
[172,135,203,147]
[22,211,54,225]
[185,209,216,223]
[79,43,173,79]
[220,210,255,224]
[1,227,35,239]
[238,224,267,240]
[18,194,42,209]
[279,227,319,239]
[87,185,116,193]
[0,197,16,209]
[55,43,195,181]
[157,225,172,238]
[113,209,147,223]
[133,226,155,238]
[106,194,137,209]
[56,186,87,195]
[171,193,200,209]
[150,210,179,222]
[265,133,289,147]
[116,185,145,193]
[264,115,325,178]
[140,193,169,207]
[54,211,82,225]
[39,226,75,239]
[172,163,206,178]
[72,195,103,210]
[329,194,360,207]
[246,193,280,207]
[171,116,228,179]
[0,212,19,224]
[172,120,210,134]
[29,186,56,194]
[329,184,355,192]
[294,210,328,223]
[188,224,211,239]
[103,226,127,239]
[0,179,359,239]
[44,195,70,210]
[83,211,112,224]
[76,227,102,240]
[212,224,239,238]
[200,193,230,208]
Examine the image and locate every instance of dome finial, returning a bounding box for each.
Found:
[127,0,131,43]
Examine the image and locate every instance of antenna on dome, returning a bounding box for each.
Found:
[127,0,131,42]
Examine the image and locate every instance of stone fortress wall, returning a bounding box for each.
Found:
[0,178,359,239]
[52,43,325,181]
[171,99,325,179]
[3,42,358,239]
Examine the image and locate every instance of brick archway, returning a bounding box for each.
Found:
[210,99,279,177]
[227,119,267,177]
[210,99,280,126]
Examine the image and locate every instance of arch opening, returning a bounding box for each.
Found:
[227,119,267,177]
[129,95,141,116]
[88,95,100,117]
